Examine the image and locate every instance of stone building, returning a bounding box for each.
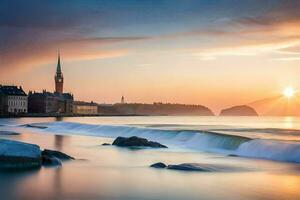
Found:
[0,85,28,114]
[73,101,98,115]
[28,90,59,113]
[28,53,73,114]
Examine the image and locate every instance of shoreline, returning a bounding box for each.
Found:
[0,113,150,118]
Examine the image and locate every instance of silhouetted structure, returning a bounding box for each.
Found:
[220,105,258,116]
[121,96,125,104]
[55,52,64,94]
[98,103,214,116]
[28,53,73,114]
[0,85,28,114]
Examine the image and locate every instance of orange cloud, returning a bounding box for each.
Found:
[0,37,141,75]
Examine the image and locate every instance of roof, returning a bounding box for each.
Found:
[73,101,98,106]
[56,52,63,76]
[29,91,57,98]
[30,91,73,100]
[0,85,27,96]
[62,93,73,100]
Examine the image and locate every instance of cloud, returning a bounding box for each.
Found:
[272,57,300,61]
[182,1,300,60]
[191,37,300,60]
[1,0,300,74]
[0,36,145,74]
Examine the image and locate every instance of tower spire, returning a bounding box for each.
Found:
[56,51,62,75]
[55,51,64,94]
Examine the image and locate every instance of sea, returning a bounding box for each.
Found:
[0,116,300,200]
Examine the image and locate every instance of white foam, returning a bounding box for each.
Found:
[26,121,300,163]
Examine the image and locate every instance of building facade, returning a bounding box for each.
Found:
[28,90,59,113]
[0,85,28,114]
[73,101,98,115]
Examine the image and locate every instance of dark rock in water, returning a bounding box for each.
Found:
[228,154,238,157]
[0,131,20,135]
[0,139,41,169]
[0,139,74,169]
[42,149,74,160]
[220,105,258,116]
[167,163,212,172]
[42,155,62,167]
[150,162,167,168]
[102,143,111,146]
[24,124,48,129]
[112,136,167,148]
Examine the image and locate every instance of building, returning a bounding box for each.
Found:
[28,91,73,114]
[28,90,59,113]
[28,53,74,114]
[121,96,125,104]
[0,85,28,115]
[73,101,98,115]
[55,53,64,94]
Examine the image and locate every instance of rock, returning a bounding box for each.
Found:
[150,162,167,168]
[0,139,74,169]
[102,143,111,146]
[42,149,74,160]
[220,105,258,116]
[0,131,20,135]
[167,163,212,172]
[0,139,41,169]
[112,136,167,148]
[24,124,48,129]
[42,155,62,167]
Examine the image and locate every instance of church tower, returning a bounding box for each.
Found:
[55,52,64,94]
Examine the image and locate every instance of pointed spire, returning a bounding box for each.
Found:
[56,51,62,75]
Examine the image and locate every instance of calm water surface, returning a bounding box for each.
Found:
[1,116,300,200]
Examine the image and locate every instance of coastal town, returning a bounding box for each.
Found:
[0,54,221,117]
[0,54,99,116]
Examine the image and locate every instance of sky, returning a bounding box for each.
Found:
[1,0,300,114]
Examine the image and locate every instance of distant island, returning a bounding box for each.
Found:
[99,103,214,116]
[219,105,258,116]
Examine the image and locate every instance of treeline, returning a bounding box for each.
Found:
[98,103,214,116]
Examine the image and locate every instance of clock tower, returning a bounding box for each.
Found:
[55,53,64,94]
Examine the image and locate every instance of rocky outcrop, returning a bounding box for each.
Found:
[102,143,111,146]
[167,163,212,172]
[42,149,74,160]
[150,162,167,168]
[0,139,41,169]
[150,162,241,172]
[0,139,74,169]
[220,105,258,116]
[42,156,62,166]
[112,136,167,148]
[24,124,48,129]
[41,149,74,167]
[0,131,20,135]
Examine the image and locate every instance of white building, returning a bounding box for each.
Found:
[73,101,98,115]
[0,85,28,114]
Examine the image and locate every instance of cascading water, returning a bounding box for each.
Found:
[21,121,300,163]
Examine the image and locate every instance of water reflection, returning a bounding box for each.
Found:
[54,135,65,151]
[53,168,63,200]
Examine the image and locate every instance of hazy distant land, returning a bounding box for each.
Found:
[98,103,215,116]
[220,105,258,116]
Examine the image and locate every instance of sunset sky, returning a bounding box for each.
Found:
[1,0,300,113]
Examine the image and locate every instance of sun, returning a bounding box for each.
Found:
[283,87,295,98]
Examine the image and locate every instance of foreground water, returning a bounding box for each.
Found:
[1,116,300,200]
